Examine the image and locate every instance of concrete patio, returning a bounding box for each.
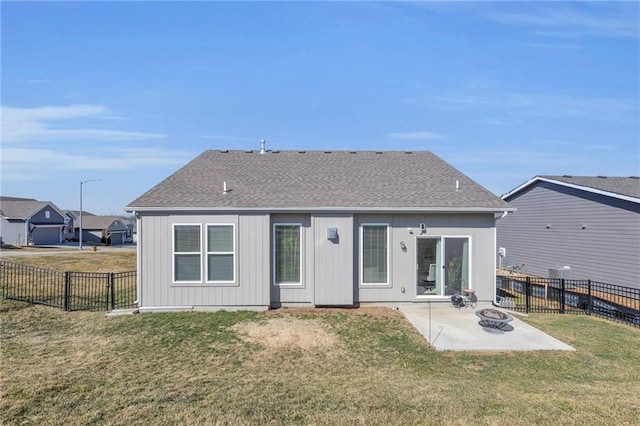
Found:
[399,303,575,352]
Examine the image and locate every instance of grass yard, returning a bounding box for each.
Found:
[1,251,136,272]
[2,300,639,425]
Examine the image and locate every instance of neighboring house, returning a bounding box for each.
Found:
[64,210,98,241]
[124,219,136,243]
[75,215,130,245]
[497,175,640,289]
[126,150,514,312]
[0,197,68,245]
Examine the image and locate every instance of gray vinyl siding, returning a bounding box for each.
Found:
[497,181,640,289]
[30,206,65,224]
[139,213,271,308]
[313,214,354,306]
[355,213,497,303]
[0,219,27,245]
[138,211,498,308]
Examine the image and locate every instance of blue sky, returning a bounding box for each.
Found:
[2,1,638,215]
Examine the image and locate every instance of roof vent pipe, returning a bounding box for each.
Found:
[260,139,266,154]
[223,181,228,195]
[456,180,460,191]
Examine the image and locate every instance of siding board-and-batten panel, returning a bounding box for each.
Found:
[497,182,640,288]
[313,214,354,306]
[140,214,270,309]
[355,213,497,303]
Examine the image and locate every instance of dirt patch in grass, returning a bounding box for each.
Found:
[233,317,337,352]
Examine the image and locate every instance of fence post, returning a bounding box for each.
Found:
[525,277,531,314]
[560,278,566,314]
[64,272,70,312]
[587,279,592,316]
[109,272,115,311]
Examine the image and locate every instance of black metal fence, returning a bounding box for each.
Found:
[0,260,136,311]
[496,275,640,327]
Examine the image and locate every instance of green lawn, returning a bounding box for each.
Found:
[1,299,639,425]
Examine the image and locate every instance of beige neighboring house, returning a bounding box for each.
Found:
[74,215,130,245]
[127,149,514,312]
[0,196,69,245]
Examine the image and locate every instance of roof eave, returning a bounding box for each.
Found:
[125,205,516,214]
[502,176,640,204]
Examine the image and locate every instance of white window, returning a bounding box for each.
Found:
[206,224,235,282]
[173,224,202,282]
[273,224,302,285]
[360,224,389,285]
[45,210,50,219]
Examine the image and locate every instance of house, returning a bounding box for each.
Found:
[74,215,130,245]
[497,175,640,289]
[126,149,514,312]
[0,197,68,245]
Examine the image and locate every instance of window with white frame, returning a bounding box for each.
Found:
[361,224,389,285]
[206,224,235,282]
[45,210,50,219]
[274,224,302,285]
[173,224,202,282]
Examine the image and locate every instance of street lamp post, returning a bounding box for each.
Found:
[79,179,102,250]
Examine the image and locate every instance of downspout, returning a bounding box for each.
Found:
[135,211,141,307]
[494,211,509,306]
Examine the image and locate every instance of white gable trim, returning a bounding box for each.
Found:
[501,176,640,204]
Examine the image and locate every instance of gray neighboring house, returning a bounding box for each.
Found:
[74,215,130,245]
[497,175,640,289]
[0,197,68,245]
[126,150,514,312]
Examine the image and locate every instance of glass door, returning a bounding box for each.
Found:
[416,238,440,296]
[417,237,469,296]
[443,237,469,295]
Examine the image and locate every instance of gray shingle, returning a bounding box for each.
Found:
[541,175,640,199]
[127,150,511,211]
[0,199,53,219]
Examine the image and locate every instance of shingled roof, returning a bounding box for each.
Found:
[127,150,513,212]
[0,198,63,219]
[502,175,640,202]
[540,175,640,199]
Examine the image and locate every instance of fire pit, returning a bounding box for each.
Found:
[475,309,513,329]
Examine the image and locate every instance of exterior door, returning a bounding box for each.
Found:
[417,236,470,296]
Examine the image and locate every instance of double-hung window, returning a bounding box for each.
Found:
[207,224,235,282]
[274,224,302,285]
[360,224,389,285]
[173,224,202,282]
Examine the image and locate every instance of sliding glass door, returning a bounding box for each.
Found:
[417,237,469,297]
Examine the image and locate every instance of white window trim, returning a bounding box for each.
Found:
[205,223,236,284]
[273,223,303,287]
[172,223,202,284]
[359,223,390,287]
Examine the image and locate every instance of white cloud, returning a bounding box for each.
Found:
[1,104,166,143]
[387,131,446,141]
[1,147,193,182]
[487,3,639,39]
[435,93,638,122]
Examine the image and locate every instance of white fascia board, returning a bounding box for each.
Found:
[502,176,640,204]
[126,205,516,214]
